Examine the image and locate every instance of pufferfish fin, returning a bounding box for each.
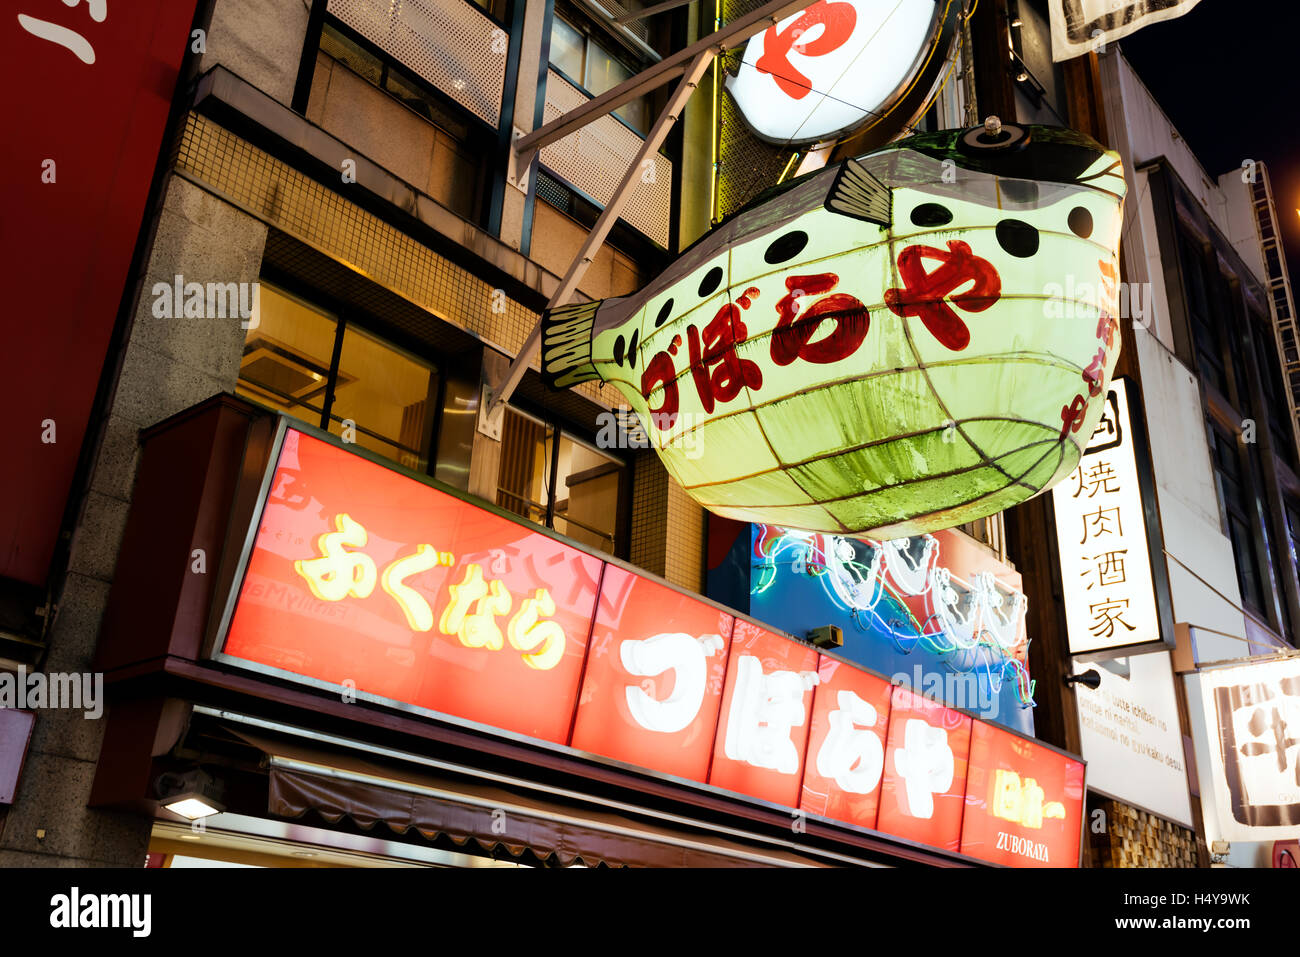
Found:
[824,159,892,226]
[541,300,604,388]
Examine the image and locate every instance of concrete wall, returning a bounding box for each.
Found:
[0,175,265,867]
[199,0,310,106]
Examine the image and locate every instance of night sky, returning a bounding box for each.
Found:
[1118,1,1300,291]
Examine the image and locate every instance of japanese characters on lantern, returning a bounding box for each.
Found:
[220,426,1085,864]
[1050,378,1163,656]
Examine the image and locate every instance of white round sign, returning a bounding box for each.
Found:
[726,0,945,145]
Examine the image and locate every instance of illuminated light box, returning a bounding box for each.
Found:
[1051,377,1169,657]
[1198,656,1300,843]
[217,425,1086,864]
[875,686,971,852]
[960,721,1086,867]
[221,429,602,744]
[708,621,821,808]
[571,565,734,783]
[725,0,953,145]
[542,124,1127,539]
[799,658,894,830]
[748,524,1036,734]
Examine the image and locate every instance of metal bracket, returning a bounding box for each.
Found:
[476,384,504,440]
[506,127,533,194]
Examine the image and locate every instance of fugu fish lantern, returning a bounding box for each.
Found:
[541,123,1127,539]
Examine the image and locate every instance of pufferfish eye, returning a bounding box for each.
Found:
[1068,206,1094,239]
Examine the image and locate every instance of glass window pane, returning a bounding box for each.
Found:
[498,409,554,526]
[584,41,630,97]
[327,325,439,472]
[550,17,585,83]
[319,24,384,87]
[554,434,623,553]
[614,95,650,135]
[235,284,337,426]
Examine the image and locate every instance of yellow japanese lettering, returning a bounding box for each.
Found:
[294,513,377,602]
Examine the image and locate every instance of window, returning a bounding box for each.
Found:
[318,22,488,223]
[497,406,628,555]
[236,283,441,473]
[1207,424,1266,613]
[1179,232,1229,396]
[549,14,650,133]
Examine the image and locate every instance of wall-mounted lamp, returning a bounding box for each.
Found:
[156,769,225,821]
[1063,669,1102,690]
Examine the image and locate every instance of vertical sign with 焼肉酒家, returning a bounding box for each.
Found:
[1051,379,1164,657]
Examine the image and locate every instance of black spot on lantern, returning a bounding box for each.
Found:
[995,218,1039,258]
[764,230,809,264]
[698,265,724,297]
[1068,206,1094,239]
[910,203,953,227]
[654,299,673,327]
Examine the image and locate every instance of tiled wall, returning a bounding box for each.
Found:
[630,453,705,593]
[1089,797,1200,867]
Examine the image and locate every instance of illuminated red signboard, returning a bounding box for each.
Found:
[2,0,198,584]
[799,660,893,830]
[960,721,1085,867]
[220,427,1085,864]
[876,686,972,852]
[223,430,601,743]
[571,566,733,782]
[709,621,820,807]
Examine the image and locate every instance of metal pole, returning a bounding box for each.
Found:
[482,49,715,430]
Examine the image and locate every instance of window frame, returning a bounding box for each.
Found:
[317,17,497,226]
[235,279,449,479]
[499,400,632,558]
[547,10,654,137]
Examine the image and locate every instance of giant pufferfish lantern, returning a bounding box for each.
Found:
[541,123,1127,538]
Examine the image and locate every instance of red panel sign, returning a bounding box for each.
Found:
[708,621,820,808]
[960,721,1085,867]
[800,658,893,830]
[876,686,972,852]
[219,426,1085,864]
[571,566,733,783]
[223,430,602,743]
[1,1,197,584]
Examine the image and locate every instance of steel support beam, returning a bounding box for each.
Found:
[481,49,716,432]
[483,0,821,431]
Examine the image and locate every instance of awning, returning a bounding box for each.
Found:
[230,728,834,868]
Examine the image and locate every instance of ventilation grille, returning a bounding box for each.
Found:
[327,0,507,126]
[539,69,671,248]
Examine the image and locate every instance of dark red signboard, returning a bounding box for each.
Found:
[1,1,197,584]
